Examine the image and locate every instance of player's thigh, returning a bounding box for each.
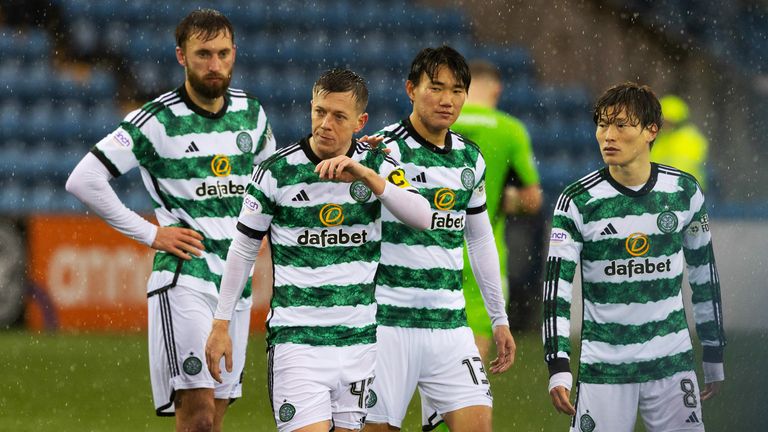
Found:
[571,381,639,432]
[367,326,420,428]
[442,404,492,432]
[418,327,493,416]
[268,344,338,432]
[147,286,221,414]
[638,371,705,432]
[331,344,376,431]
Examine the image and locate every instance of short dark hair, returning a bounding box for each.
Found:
[408,45,471,91]
[175,9,234,49]
[312,68,369,112]
[468,59,501,82]
[593,82,663,131]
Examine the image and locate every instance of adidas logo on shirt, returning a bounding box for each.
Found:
[411,172,426,183]
[292,190,310,202]
[600,223,618,236]
[685,411,700,423]
[185,141,200,153]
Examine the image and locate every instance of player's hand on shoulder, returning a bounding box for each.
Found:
[151,226,205,260]
[489,325,515,374]
[358,134,390,154]
[315,155,372,182]
[205,319,233,384]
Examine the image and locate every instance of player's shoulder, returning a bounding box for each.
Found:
[227,87,263,107]
[556,168,607,212]
[252,142,303,183]
[121,89,182,129]
[655,163,702,195]
[451,129,481,152]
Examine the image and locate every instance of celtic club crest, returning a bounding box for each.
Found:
[236,132,253,152]
[657,210,678,233]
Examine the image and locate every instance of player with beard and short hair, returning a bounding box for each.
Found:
[66,9,275,431]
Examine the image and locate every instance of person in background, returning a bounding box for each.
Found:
[651,94,709,189]
[66,9,275,431]
[451,59,543,360]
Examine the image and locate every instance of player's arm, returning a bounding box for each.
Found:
[682,185,726,400]
[315,148,431,230]
[464,209,515,374]
[543,193,584,415]
[65,129,204,259]
[206,169,275,382]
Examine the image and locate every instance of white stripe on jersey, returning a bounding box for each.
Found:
[269,304,376,328]
[380,242,463,271]
[273,261,376,288]
[688,263,714,285]
[375,284,465,310]
[693,302,716,325]
[583,292,684,326]
[580,330,692,365]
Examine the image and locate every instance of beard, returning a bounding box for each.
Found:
[187,69,231,100]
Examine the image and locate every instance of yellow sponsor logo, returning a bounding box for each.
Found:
[625,232,650,257]
[319,203,344,227]
[433,188,456,211]
[211,155,231,177]
[387,169,411,189]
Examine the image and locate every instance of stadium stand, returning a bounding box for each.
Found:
[0,0,764,215]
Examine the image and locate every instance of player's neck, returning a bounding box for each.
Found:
[608,159,652,188]
[409,113,448,148]
[184,81,225,114]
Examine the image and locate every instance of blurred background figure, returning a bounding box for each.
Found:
[651,94,709,189]
[452,59,543,359]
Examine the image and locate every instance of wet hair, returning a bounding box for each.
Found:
[408,45,471,91]
[175,9,234,49]
[468,59,501,82]
[593,82,663,132]
[312,68,369,112]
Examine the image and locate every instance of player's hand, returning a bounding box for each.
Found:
[205,319,232,384]
[550,386,576,415]
[151,226,204,260]
[489,325,515,374]
[358,135,390,154]
[701,380,723,400]
[315,155,373,183]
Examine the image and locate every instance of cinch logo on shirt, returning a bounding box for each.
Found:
[625,232,650,257]
[434,188,456,211]
[431,212,464,230]
[195,180,245,198]
[211,155,231,177]
[319,204,344,227]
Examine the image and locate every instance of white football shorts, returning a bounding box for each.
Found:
[571,370,706,432]
[367,326,493,429]
[147,283,249,416]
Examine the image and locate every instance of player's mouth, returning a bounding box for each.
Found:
[435,110,453,119]
[602,146,619,155]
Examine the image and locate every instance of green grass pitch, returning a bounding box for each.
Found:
[0,329,763,431]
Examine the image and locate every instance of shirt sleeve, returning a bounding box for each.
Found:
[466,152,487,214]
[464,210,508,327]
[682,185,726,366]
[90,110,146,177]
[253,107,277,166]
[542,191,584,377]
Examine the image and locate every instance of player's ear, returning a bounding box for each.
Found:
[176,46,186,67]
[405,80,416,104]
[355,112,369,133]
[646,123,659,142]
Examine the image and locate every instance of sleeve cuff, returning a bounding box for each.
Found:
[547,357,571,377]
[548,372,572,392]
[703,362,725,383]
[703,345,724,363]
